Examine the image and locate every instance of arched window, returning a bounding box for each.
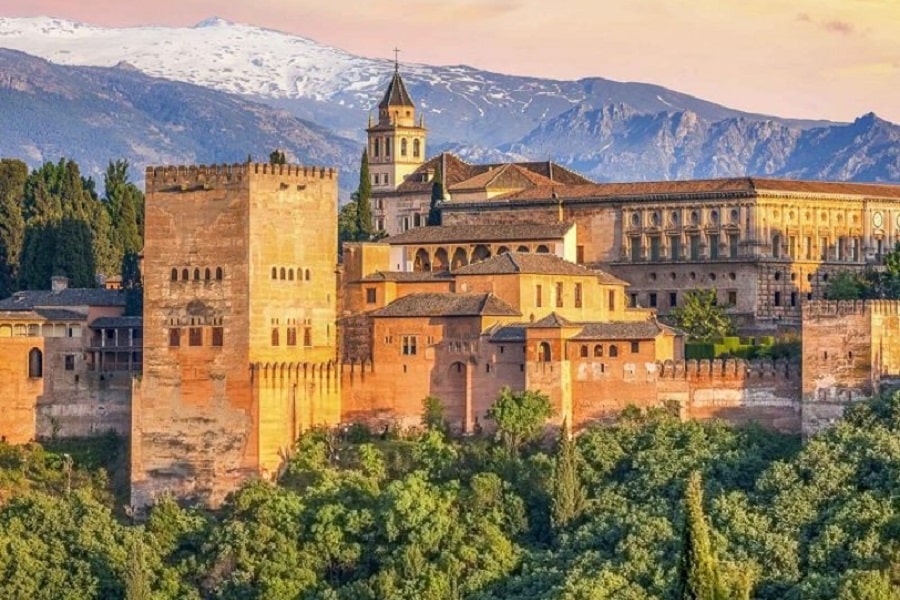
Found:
[594,344,604,357]
[385,138,391,157]
[288,269,294,281]
[536,245,550,254]
[579,345,588,358]
[517,245,530,253]
[271,267,277,280]
[413,139,421,158]
[28,348,42,378]
[215,267,223,281]
[280,267,286,280]
[373,138,380,158]
[609,345,619,358]
[271,328,280,346]
[401,138,408,157]
[538,342,551,362]
[170,268,178,282]
[181,268,189,281]
[193,268,200,281]
[305,269,311,281]
[204,268,211,281]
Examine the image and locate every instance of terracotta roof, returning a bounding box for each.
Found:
[371,292,521,318]
[386,223,572,245]
[453,253,627,284]
[378,70,415,109]
[90,316,143,329]
[0,288,126,310]
[487,177,900,203]
[359,271,453,282]
[573,321,666,340]
[530,312,575,328]
[487,323,528,342]
[0,308,87,321]
[449,163,556,192]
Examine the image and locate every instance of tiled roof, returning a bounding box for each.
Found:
[0,308,87,322]
[530,312,575,328]
[378,70,415,109]
[386,223,573,245]
[489,177,900,203]
[453,253,627,284]
[90,316,143,329]
[0,288,126,310]
[359,271,453,282]
[573,321,666,340]
[449,164,556,192]
[390,153,592,195]
[487,323,528,342]
[371,293,521,318]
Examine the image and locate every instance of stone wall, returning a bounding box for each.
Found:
[0,337,44,443]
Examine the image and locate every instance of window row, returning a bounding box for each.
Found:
[371,137,421,160]
[533,282,585,309]
[629,233,741,261]
[171,267,224,282]
[271,267,312,282]
[169,326,224,348]
[771,234,863,262]
[628,208,742,229]
[271,326,312,347]
[576,343,631,358]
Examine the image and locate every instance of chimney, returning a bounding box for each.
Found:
[51,275,69,293]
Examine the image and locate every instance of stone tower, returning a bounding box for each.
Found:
[366,62,427,191]
[131,162,341,509]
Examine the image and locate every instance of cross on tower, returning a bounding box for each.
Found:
[393,47,401,72]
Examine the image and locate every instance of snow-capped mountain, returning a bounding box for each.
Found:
[0,16,897,185]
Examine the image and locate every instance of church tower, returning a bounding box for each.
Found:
[366,60,427,191]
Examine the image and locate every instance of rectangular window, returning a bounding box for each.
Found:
[169,328,181,347]
[772,234,781,259]
[189,327,202,346]
[774,291,782,307]
[574,283,583,308]
[64,354,75,370]
[709,234,719,259]
[631,341,640,354]
[669,292,677,308]
[729,233,739,258]
[852,238,860,262]
[287,327,297,346]
[211,327,224,347]
[805,236,813,260]
[649,292,658,308]
[649,236,660,261]
[555,282,564,308]
[838,238,846,262]
[669,236,681,261]
[608,290,616,311]
[366,288,377,304]
[728,291,737,306]
[303,327,312,347]
[630,238,641,262]
[821,237,829,260]
[576,245,585,264]
[535,284,543,308]
[690,235,700,260]
[271,328,280,346]
[401,335,417,355]
[630,293,638,308]
[790,292,798,307]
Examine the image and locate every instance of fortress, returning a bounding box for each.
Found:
[1,67,900,508]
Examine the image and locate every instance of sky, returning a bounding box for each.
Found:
[1,0,899,123]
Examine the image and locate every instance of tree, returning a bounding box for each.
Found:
[269,149,287,165]
[421,396,446,433]
[124,535,152,600]
[103,160,144,271]
[355,150,374,241]
[670,289,733,341]
[122,251,143,316]
[677,471,719,600]
[337,200,358,256]
[0,159,27,296]
[485,387,553,455]
[427,161,443,226]
[550,423,585,534]
[825,270,869,300]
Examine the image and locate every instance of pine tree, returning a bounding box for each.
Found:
[427,160,443,226]
[355,150,374,240]
[124,536,152,600]
[550,421,585,534]
[678,471,719,600]
[0,159,27,295]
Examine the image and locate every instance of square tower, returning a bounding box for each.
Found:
[131,163,340,509]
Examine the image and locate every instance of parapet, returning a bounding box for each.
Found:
[657,358,798,380]
[145,163,337,193]
[802,299,869,319]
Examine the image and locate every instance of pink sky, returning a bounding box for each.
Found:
[1,0,899,123]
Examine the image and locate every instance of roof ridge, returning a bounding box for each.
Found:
[507,252,521,272]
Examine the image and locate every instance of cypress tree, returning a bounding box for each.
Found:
[124,536,152,600]
[0,159,27,294]
[427,160,443,226]
[122,251,143,316]
[678,471,720,600]
[550,421,585,535]
[355,150,374,240]
[269,149,287,165]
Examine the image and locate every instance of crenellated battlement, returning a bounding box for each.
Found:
[144,162,337,192]
[250,360,338,382]
[657,358,798,380]
[800,299,900,319]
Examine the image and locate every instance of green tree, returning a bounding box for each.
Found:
[825,270,869,300]
[486,387,554,455]
[550,424,585,534]
[122,251,142,316]
[337,200,358,256]
[670,289,733,341]
[269,149,287,164]
[421,395,446,433]
[427,161,443,226]
[124,535,152,600]
[677,471,719,600]
[103,160,144,271]
[0,159,27,296]
[355,150,374,241]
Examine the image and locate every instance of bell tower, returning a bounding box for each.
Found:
[366,54,427,191]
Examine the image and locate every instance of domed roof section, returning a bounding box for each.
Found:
[378,69,415,109]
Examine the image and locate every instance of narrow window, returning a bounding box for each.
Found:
[64,354,75,371]
[608,290,616,311]
[211,327,224,347]
[182,268,189,281]
[204,268,211,281]
[288,269,294,281]
[594,344,603,357]
[170,268,178,282]
[708,234,719,259]
[28,348,42,378]
[772,234,781,259]
[169,328,181,347]
[631,341,640,354]
[669,292,677,307]
[535,284,542,308]
[401,138,408,157]
[401,335,417,355]
[728,291,737,306]
[649,236,660,261]
[193,268,200,281]
[575,283,583,308]
[649,292,658,308]
[286,327,297,346]
[280,267,286,280]
[774,291,782,307]
[609,345,619,358]
[305,269,311,281]
[189,327,202,346]
[271,328,280,346]
[413,139,420,158]
[690,235,700,260]
[579,345,588,358]
[555,282,564,308]
[366,288,377,304]
[729,233,739,258]
[630,237,641,261]
[538,342,551,362]
[216,267,223,281]
[303,327,312,347]
[271,267,277,279]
